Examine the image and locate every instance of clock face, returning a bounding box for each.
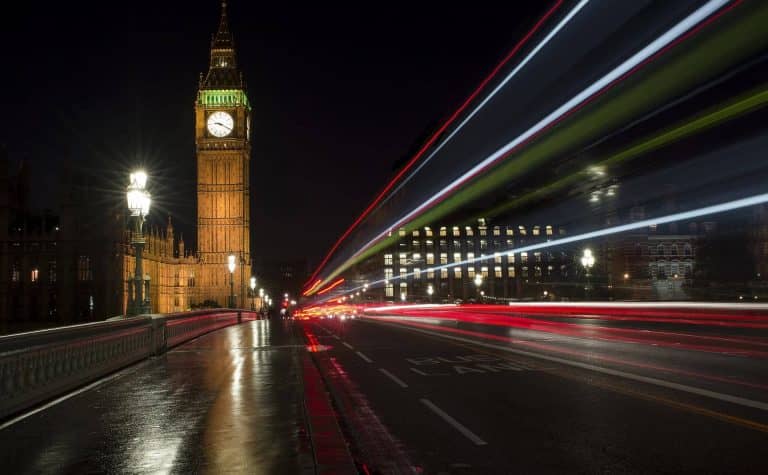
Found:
[207,111,234,137]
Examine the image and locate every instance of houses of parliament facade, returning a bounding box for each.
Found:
[0,3,254,326]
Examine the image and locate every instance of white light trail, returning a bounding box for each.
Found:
[358,189,768,290]
[347,0,731,270]
[381,0,591,204]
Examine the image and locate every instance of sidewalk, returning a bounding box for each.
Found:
[0,319,352,474]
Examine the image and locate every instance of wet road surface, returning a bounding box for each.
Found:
[303,316,768,474]
[0,319,313,474]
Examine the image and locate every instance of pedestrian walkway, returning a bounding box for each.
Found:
[0,319,316,474]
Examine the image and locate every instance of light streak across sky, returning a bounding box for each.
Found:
[303,0,569,291]
[345,0,732,268]
[342,190,768,294]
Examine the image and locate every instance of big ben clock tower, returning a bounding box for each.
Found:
[195,1,251,308]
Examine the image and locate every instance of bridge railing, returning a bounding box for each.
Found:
[0,309,258,420]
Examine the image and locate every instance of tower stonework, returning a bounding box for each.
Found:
[195,1,252,308]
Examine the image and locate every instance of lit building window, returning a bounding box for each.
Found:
[468,267,476,278]
[506,239,514,248]
[48,261,57,284]
[454,267,462,279]
[506,227,514,236]
[534,252,541,262]
[385,283,394,297]
[78,256,93,281]
[399,253,408,265]
[399,228,406,236]
[493,226,501,236]
[465,226,474,236]
[533,226,540,236]
[413,253,422,262]
[452,226,460,237]
[479,227,487,236]
[453,239,461,248]
[384,254,393,265]
[384,268,393,280]
[480,240,488,250]
[400,268,407,280]
[426,253,435,265]
[467,252,475,261]
[31,268,39,283]
[546,225,553,236]
[188,272,196,287]
[427,270,435,279]
[425,227,433,237]
[508,266,515,278]
[440,227,447,237]
[509,254,515,264]
[425,240,434,247]
[522,266,529,277]
[440,253,448,265]
[521,252,528,264]
[453,252,462,263]
[495,266,502,278]
[481,266,489,277]
[412,240,420,247]
[441,269,448,279]
[519,226,527,236]
[412,230,420,237]
[494,253,502,264]
[414,268,421,279]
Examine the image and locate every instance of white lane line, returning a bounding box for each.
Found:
[0,359,150,431]
[342,342,354,350]
[420,398,487,446]
[383,322,768,413]
[356,351,373,363]
[333,335,341,340]
[410,368,429,376]
[379,368,409,388]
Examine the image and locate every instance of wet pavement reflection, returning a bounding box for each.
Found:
[0,319,311,474]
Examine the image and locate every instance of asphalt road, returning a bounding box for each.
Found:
[0,319,313,474]
[303,315,768,474]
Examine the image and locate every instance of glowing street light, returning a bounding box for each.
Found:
[474,273,483,299]
[126,170,152,316]
[249,277,256,310]
[228,254,236,308]
[400,291,407,302]
[581,248,595,299]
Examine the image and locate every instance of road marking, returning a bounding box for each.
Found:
[342,342,354,350]
[410,368,429,376]
[333,335,341,340]
[0,359,150,431]
[378,322,768,413]
[356,351,373,363]
[379,368,409,388]
[420,399,487,446]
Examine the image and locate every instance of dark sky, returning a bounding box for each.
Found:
[0,0,549,266]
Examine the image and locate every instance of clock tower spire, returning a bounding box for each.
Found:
[194,0,252,309]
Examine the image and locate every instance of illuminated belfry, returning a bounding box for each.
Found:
[194,0,252,307]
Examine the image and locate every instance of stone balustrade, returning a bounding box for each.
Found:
[0,309,257,420]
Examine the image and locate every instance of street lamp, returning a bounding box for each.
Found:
[427,284,434,303]
[400,291,407,302]
[258,288,264,312]
[249,276,256,310]
[581,248,595,299]
[126,170,151,316]
[474,273,483,300]
[228,254,236,308]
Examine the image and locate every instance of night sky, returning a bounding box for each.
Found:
[1,1,549,266]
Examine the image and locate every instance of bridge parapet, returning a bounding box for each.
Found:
[0,309,257,420]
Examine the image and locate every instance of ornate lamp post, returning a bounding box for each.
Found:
[427,284,434,303]
[259,288,265,313]
[249,276,256,310]
[228,254,236,308]
[581,248,595,300]
[126,171,151,316]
